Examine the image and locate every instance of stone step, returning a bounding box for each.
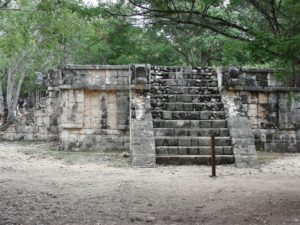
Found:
[154,128,229,137]
[151,66,214,72]
[155,137,232,147]
[153,119,228,129]
[151,73,216,80]
[151,86,219,95]
[156,146,233,155]
[151,110,225,120]
[156,155,235,165]
[151,86,220,95]
[150,94,222,103]
[151,102,224,111]
[151,79,218,87]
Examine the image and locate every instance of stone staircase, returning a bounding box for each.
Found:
[150,66,235,165]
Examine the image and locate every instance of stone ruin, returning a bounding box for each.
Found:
[2,64,300,167]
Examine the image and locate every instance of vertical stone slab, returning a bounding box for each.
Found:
[221,87,258,167]
[130,65,156,167]
[117,90,130,130]
[278,93,289,129]
[293,98,300,152]
[227,117,258,167]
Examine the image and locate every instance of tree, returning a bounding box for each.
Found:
[0,0,185,131]
[0,0,11,8]
[0,0,88,129]
[115,0,300,82]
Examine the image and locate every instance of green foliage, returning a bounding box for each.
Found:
[1,0,300,101]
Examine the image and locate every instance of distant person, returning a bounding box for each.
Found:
[17,99,27,115]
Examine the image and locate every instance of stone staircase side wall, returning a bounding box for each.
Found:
[130,65,156,167]
[221,88,258,167]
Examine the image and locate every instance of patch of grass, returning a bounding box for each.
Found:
[14,142,130,167]
[48,150,130,167]
[257,151,287,164]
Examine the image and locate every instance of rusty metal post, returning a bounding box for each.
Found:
[210,135,216,177]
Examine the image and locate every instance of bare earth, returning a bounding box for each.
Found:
[0,142,300,225]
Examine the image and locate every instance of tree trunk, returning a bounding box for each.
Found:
[294,59,300,87]
[0,79,5,125]
[0,69,26,131]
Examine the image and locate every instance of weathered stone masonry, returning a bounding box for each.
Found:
[58,65,130,151]
[220,68,300,153]
[1,65,300,167]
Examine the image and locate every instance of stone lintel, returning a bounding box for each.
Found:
[61,124,83,129]
[228,86,300,92]
[59,84,129,91]
[64,64,130,70]
[130,84,151,90]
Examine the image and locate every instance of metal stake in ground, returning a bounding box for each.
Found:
[210,135,216,177]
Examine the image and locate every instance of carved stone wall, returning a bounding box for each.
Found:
[58,65,130,151]
[221,68,300,152]
[1,65,299,166]
[1,81,60,142]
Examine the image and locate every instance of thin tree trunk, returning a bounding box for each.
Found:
[0,78,5,124]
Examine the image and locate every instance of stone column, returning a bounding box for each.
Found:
[130,65,156,167]
[294,105,300,152]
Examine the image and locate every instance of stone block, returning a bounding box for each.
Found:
[117,76,128,85]
[268,73,278,86]
[35,134,49,141]
[249,117,258,128]
[88,69,106,84]
[162,111,172,120]
[216,138,231,146]
[248,107,257,117]
[168,147,178,154]
[117,70,129,77]
[178,95,192,102]
[200,121,211,128]
[106,70,118,85]
[165,79,177,86]
[6,125,17,133]
[175,72,184,79]
[75,90,84,103]
[178,147,188,154]
[258,93,268,104]
[248,104,257,111]
[62,91,68,103]
[226,91,237,98]
[198,138,210,146]
[178,139,191,146]
[24,126,33,133]
[268,93,278,104]
[68,90,76,103]
[258,105,267,118]
[223,146,233,155]
[248,93,258,104]
[156,147,168,154]
[200,111,210,120]
[37,117,43,126]
[43,116,50,126]
[212,120,226,128]
[24,133,34,141]
[49,134,58,141]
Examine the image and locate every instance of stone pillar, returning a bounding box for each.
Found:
[221,89,258,167]
[130,64,156,167]
[293,105,300,152]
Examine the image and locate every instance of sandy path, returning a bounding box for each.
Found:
[0,142,300,225]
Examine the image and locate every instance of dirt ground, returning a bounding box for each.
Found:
[0,142,300,225]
